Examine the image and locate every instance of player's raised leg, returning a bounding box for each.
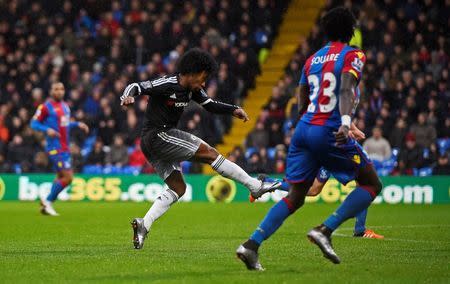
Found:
[132,170,184,249]
[193,143,281,199]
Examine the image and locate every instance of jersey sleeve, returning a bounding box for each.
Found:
[342,50,366,81]
[192,88,240,114]
[137,76,178,96]
[30,104,50,132]
[32,104,49,122]
[191,89,212,105]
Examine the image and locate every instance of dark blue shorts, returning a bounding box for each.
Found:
[49,151,72,172]
[286,121,371,185]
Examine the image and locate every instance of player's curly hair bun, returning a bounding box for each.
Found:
[177,48,218,76]
[321,7,356,43]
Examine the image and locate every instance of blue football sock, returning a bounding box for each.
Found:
[250,198,293,245]
[262,176,290,192]
[323,186,374,231]
[47,180,66,202]
[354,208,368,234]
[280,181,290,192]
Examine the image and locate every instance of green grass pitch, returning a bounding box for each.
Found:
[1,202,449,283]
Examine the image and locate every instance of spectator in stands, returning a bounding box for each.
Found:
[0,116,9,144]
[122,110,141,146]
[422,142,439,168]
[86,139,105,166]
[268,122,283,147]
[258,148,273,174]
[246,152,266,174]
[363,127,392,162]
[6,135,33,167]
[105,135,128,167]
[129,140,146,167]
[273,144,286,174]
[433,153,450,175]
[246,121,269,149]
[398,133,423,175]
[31,151,49,173]
[0,154,10,172]
[410,112,437,148]
[389,118,408,149]
[70,144,83,173]
[229,146,247,170]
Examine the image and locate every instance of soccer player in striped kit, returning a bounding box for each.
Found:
[237,7,383,270]
[31,82,89,216]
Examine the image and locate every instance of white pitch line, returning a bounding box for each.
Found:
[333,233,450,245]
[336,224,450,232]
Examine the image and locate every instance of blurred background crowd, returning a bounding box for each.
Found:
[0,0,287,173]
[237,0,449,176]
[0,0,448,176]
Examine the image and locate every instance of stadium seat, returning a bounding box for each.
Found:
[267,147,277,160]
[437,138,450,154]
[103,165,122,175]
[245,147,258,159]
[413,167,433,177]
[81,131,98,158]
[181,161,192,174]
[82,165,103,174]
[122,166,142,175]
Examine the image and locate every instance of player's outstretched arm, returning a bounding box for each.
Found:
[335,73,357,145]
[192,89,246,120]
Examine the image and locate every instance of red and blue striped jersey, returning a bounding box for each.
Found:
[31,100,78,153]
[299,41,366,129]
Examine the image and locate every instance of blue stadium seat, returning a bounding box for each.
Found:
[181,161,192,174]
[13,163,22,174]
[267,147,277,160]
[437,138,450,154]
[81,131,98,158]
[245,147,258,159]
[122,166,142,175]
[282,119,294,135]
[103,165,122,175]
[414,167,433,177]
[82,165,103,174]
[372,160,383,170]
[391,147,400,158]
[377,168,392,176]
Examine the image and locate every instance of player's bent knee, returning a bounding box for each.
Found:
[171,184,186,197]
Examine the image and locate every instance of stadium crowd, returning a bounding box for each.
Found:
[0,0,287,173]
[0,0,448,176]
[238,0,449,176]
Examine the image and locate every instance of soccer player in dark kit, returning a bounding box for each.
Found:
[120,48,281,249]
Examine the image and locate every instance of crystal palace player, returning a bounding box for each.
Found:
[237,7,383,270]
[31,82,89,216]
[257,168,384,239]
[120,48,280,249]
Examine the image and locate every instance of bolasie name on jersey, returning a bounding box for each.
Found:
[311,53,340,65]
